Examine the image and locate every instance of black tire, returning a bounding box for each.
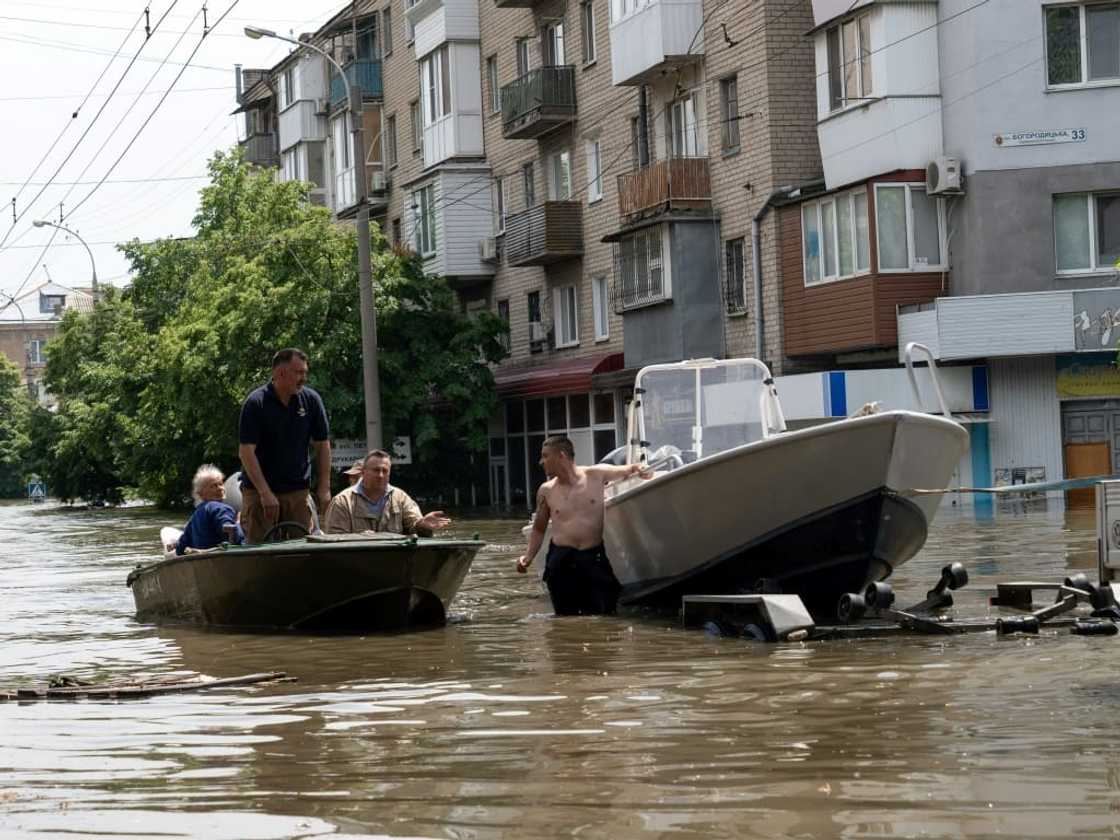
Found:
[1064,573,1092,594]
[260,520,311,543]
[996,616,1040,635]
[943,562,969,590]
[864,581,895,609]
[741,623,771,642]
[838,592,866,623]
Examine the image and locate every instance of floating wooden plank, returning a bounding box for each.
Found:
[1,671,293,702]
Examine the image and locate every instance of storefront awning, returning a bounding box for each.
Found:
[494,353,624,399]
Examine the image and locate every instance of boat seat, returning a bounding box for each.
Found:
[308,532,415,543]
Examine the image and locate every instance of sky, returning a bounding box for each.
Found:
[0,0,348,306]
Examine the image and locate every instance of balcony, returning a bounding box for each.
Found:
[278,100,326,150]
[616,157,711,222]
[238,133,278,168]
[329,59,383,107]
[501,66,576,140]
[494,0,537,8]
[504,202,583,267]
[609,0,704,86]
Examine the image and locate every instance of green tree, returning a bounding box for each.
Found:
[0,354,33,497]
[41,148,508,507]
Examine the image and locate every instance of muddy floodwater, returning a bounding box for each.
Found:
[1,499,1118,839]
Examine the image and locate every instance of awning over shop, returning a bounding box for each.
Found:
[494,353,624,399]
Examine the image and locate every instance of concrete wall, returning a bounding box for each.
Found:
[951,163,1120,296]
[939,0,1120,175]
[621,219,723,368]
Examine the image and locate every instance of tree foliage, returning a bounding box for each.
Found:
[0,354,33,497]
[36,149,508,506]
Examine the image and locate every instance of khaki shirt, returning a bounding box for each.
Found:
[323,484,431,536]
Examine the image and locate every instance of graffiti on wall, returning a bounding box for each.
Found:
[1074,290,1120,350]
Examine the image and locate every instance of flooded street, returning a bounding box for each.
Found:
[1,499,1118,839]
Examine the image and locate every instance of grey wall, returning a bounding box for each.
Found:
[939,0,1120,175]
[622,220,725,369]
[952,163,1120,296]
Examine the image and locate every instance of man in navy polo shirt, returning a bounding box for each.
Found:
[238,348,332,543]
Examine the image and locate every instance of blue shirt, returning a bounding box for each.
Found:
[177,500,244,554]
[354,482,392,518]
[239,382,330,493]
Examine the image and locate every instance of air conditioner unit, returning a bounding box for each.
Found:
[370,171,388,193]
[528,321,547,343]
[478,237,498,262]
[926,157,963,195]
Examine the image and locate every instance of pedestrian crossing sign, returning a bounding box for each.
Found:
[27,481,46,501]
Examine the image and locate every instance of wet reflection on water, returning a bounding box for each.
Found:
[2,499,1118,838]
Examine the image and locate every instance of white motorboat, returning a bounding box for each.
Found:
[599,349,969,617]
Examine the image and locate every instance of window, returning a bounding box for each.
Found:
[586,138,602,203]
[1047,3,1120,86]
[27,339,44,365]
[592,276,609,340]
[405,0,416,41]
[668,94,699,157]
[874,184,945,272]
[616,225,669,309]
[527,290,543,350]
[281,147,301,181]
[1055,192,1120,272]
[421,46,452,125]
[522,162,536,207]
[548,150,572,200]
[386,114,398,168]
[610,0,650,23]
[383,7,393,55]
[495,176,507,234]
[410,100,421,153]
[802,189,871,285]
[279,66,294,109]
[542,20,565,66]
[331,115,351,171]
[392,217,402,246]
[720,76,740,153]
[554,285,580,347]
[724,238,746,313]
[487,55,501,113]
[498,299,511,352]
[826,11,872,111]
[412,184,436,255]
[516,37,531,77]
[39,294,64,314]
[581,1,597,64]
[307,142,325,187]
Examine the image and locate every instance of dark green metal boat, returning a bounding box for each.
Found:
[126,533,483,632]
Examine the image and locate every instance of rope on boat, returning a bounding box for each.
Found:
[904,473,1120,496]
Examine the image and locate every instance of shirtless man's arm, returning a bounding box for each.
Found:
[587,462,650,484]
[516,482,552,573]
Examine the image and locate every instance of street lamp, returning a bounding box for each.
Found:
[245,24,383,451]
[32,219,98,296]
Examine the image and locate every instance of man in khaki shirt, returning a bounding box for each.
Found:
[323,449,451,536]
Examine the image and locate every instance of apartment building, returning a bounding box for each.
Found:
[233,0,822,509]
[0,282,94,405]
[779,0,1120,498]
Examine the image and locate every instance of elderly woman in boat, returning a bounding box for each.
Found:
[172,464,245,555]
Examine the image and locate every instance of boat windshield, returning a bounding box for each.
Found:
[634,359,785,465]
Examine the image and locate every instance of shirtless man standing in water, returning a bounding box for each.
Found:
[516,435,648,615]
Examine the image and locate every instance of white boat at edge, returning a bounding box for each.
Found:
[598,351,969,616]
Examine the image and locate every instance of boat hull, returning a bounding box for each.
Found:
[127,536,483,632]
[604,411,968,618]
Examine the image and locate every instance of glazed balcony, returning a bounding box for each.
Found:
[504,201,583,267]
[616,157,711,222]
[501,66,577,140]
[238,132,278,168]
[329,59,384,106]
[609,0,704,86]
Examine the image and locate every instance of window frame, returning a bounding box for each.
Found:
[581,0,597,65]
[801,188,873,287]
[522,161,536,208]
[413,183,437,256]
[615,224,673,310]
[592,276,609,340]
[724,237,747,314]
[1054,190,1120,274]
[586,138,603,203]
[719,75,740,154]
[825,10,873,113]
[1045,2,1120,89]
[516,37,531,77]
[548,149,572,200]
[495,176,507,234]
[553,284,580,348]
[27,338,44,365]
[541,19,565,67]
[382,6,393,55]
[409,100,422,154]
[668,94,700,157]
[872,182,948,275]
[487,54,501,114]
[386,113,398,168]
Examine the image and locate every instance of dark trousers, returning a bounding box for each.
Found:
[543,542,622,616]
